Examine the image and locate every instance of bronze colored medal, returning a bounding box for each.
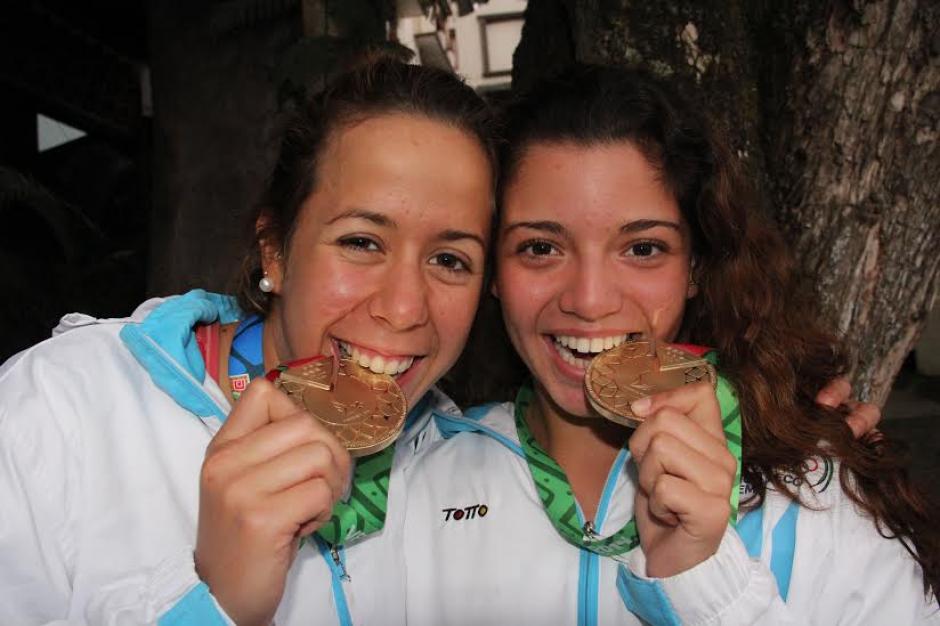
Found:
[274,357,407,457]
[584,339,716,427]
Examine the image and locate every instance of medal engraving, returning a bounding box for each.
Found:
[279,359,332,390]
[275,358,407,457]
[585,339,716,427]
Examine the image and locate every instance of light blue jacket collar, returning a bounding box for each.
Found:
[120,289,243,423]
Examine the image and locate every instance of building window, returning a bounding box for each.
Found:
[478,13,524,77]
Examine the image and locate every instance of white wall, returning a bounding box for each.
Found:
[453,0,526,89]
[399,1,527,90]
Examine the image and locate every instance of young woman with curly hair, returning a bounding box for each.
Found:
[403,63,938,624]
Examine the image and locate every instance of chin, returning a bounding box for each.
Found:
[396,361,441,409]
[542,379,594,419]
[562,398,595,420]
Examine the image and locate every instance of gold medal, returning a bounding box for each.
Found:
[273,357,407,457]
[584,339,716,427]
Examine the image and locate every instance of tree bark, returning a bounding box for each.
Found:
[513,0,940,405]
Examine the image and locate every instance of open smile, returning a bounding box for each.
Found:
[547,332,643,369]
[337,340,420,377]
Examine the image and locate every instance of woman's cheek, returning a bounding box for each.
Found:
[634,281,688,339]
[318,261,376,310]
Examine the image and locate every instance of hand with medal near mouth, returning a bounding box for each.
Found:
[195,359,354,626]
[586,340,737,578]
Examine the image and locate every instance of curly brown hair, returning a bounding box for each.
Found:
[447,63,938,601]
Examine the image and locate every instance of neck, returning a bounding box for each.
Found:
[217,312,281,404]
[260,307,285,371]
[526,382,629,521]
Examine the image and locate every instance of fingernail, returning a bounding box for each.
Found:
[631,397,652,416]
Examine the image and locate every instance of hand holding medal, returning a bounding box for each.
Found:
[196,375,353,626]
[583,338,739,577]
[196,320,410,625]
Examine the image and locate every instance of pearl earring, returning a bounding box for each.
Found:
[259,275,274,293]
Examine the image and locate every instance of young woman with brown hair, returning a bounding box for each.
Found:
[0,58,499,626]
[403,63,938,624]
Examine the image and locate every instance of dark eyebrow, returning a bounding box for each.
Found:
[620,219,681,234]
[326,209,396,228]
[440,229,487,250]
[325,210,485,249]
[502,220,569,237]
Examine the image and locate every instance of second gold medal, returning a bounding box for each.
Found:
[584,339,716,427]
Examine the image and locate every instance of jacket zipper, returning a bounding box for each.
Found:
[331,544,351,581]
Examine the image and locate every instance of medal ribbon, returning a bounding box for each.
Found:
[228,315,265,400]
[228,317,395,545]
[516,350,742,557]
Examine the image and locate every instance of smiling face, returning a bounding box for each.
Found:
[495,141,696,417]
[262,113,493,406]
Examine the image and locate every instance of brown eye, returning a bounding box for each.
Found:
[517,240,558,256]
[632,242,654,256]
[339,236,380,252]
[430,252,469,272]
[625,240,666,258]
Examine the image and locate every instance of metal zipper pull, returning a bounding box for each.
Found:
[330,545,351,582]
[583,520,599,542]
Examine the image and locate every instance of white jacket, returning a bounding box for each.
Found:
[0,290,453,626]
[402,401,940,625]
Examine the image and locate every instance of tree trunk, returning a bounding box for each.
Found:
[147,2,301,295]
[146,0,395,296]
[513,0,940,405]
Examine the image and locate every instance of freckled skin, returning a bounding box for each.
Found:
[263,113,493,406]
[495,142,695,417]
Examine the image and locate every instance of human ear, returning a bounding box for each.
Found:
[256,215,284,295]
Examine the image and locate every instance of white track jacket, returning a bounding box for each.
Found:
[0,290,453,626]
[402,402,939,625]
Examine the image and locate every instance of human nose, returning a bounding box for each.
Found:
[367,260,430,331]
[558,256,622,322]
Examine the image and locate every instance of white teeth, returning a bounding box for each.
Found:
[339,342,416,376]
[553,333,632,355]
[387,357,414,375]
[554,342,592,370]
